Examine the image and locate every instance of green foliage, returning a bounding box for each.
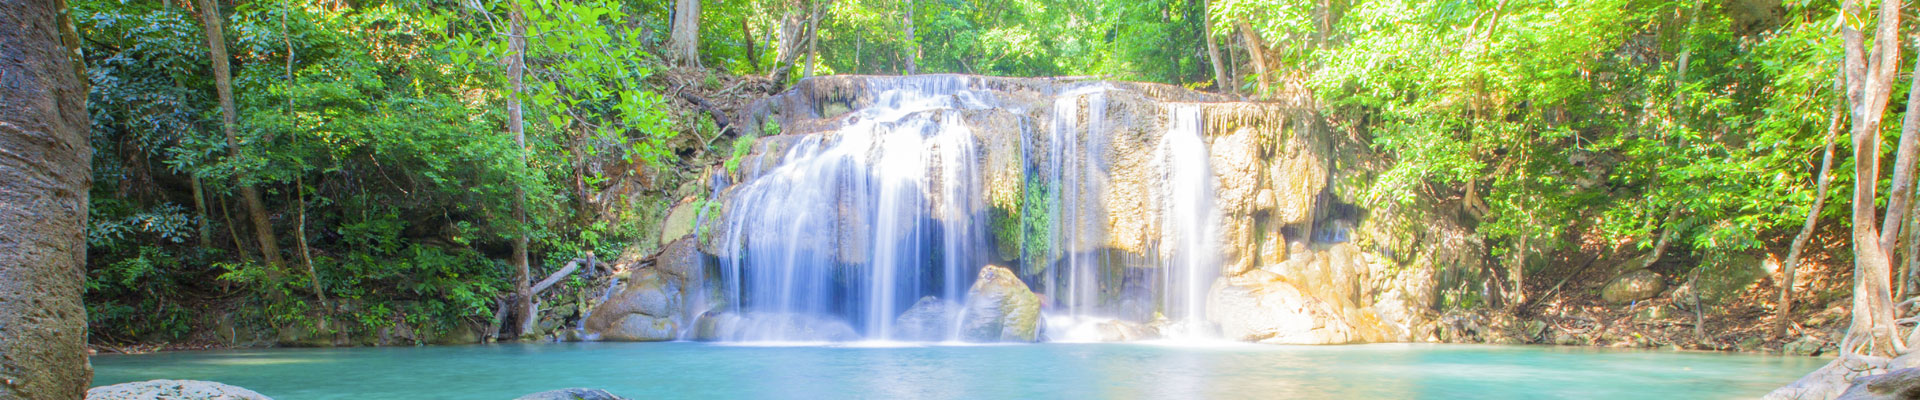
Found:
[76,0,677,343]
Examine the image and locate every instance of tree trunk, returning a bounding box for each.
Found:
[767,0,810,84]
[191,176,211,248]
[1837,0,1904,358]
[505,2,535,340]
[669,0,701,67]
[0,0,94,396]
[197,0,286,273]
[1234,20,1271,99]
[1203,1,1230,93]
[1777,113,1840,339]
[741,18,759,70]
[1880,52,1920,260]
[902,0,916,75]
[803,0,825,78]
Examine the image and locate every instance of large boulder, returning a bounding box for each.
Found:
[958,265,1042,342]
[1602,269,1666,303]
[893,296,959,341]
[1839,368,1920,400]
[659,200,701,247]
[583,269,683,342]
[516,388,629,400]
[1206,275,1361,344]
[1767,355,1892,400]
[88,380,272,400]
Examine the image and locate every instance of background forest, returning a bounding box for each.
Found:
[78,0,1913,350]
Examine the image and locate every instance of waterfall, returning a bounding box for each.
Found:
[1156,104,1219,339]
[709,76,1222,342]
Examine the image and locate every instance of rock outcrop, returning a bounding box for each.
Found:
[1602,269,1666,304]
[959,265,1042,342]
[583,237,708,341]
[1836,367,1920,400]
[516,388,630,400]
[88,380,272,400]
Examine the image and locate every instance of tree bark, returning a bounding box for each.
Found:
[197,0,286,273]
[668,0,702,67]
[0,0,94,396]
[1234,20,1271,99]
[1837,0,1904,358]
[1880,52,1920,260]
[1777,113,1840,339]
[191,176,211,248]
[505,2,535,340]
[902,0,916,75]
[767,0,810,84]
[803,0,825,78]
[1203,1,1230,93]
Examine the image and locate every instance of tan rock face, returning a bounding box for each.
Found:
[1207,276,1361,344]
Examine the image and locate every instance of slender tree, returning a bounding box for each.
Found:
[1776,111,1841,339]
[1203,1,1230,93]
[196,0,287,273]
[0,0,93,396]
[505,0,535,339]
[1235,20,1271,99]
[903,0,916,75]
[1837,0,1904,358]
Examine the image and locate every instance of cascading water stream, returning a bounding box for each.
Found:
[707,76,1222,342]
[1156,104,1220,340]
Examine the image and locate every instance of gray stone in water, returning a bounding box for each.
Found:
[88,379,272,400]
[1602,269,1666,303]
[515,388,630,400]
[1837,368,1920,400]
[894,296,958,341]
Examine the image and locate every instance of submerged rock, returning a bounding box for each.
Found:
[1602,269,1666,303]
[516,388,629,400]
[88,380,271,400]
[894,296,960,341]
[691,311,860,342]
[959,265,1042,342]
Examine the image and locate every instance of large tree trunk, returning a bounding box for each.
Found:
[1881,53,1920,261]
[1837,0,1904,358]
[0,0,94,397]
[1203,1,1230,94]
[1234,20,1271,99]
[505,2,535,340]
[197,0,285,272]
[1777,112,1840,339]
[668,0,701,67]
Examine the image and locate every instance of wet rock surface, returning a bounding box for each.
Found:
[88,380,272,400]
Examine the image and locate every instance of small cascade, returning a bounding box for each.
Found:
[1155,104,1220,339]
[707,76,1225,342]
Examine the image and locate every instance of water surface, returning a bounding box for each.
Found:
[92,342,1820,399]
